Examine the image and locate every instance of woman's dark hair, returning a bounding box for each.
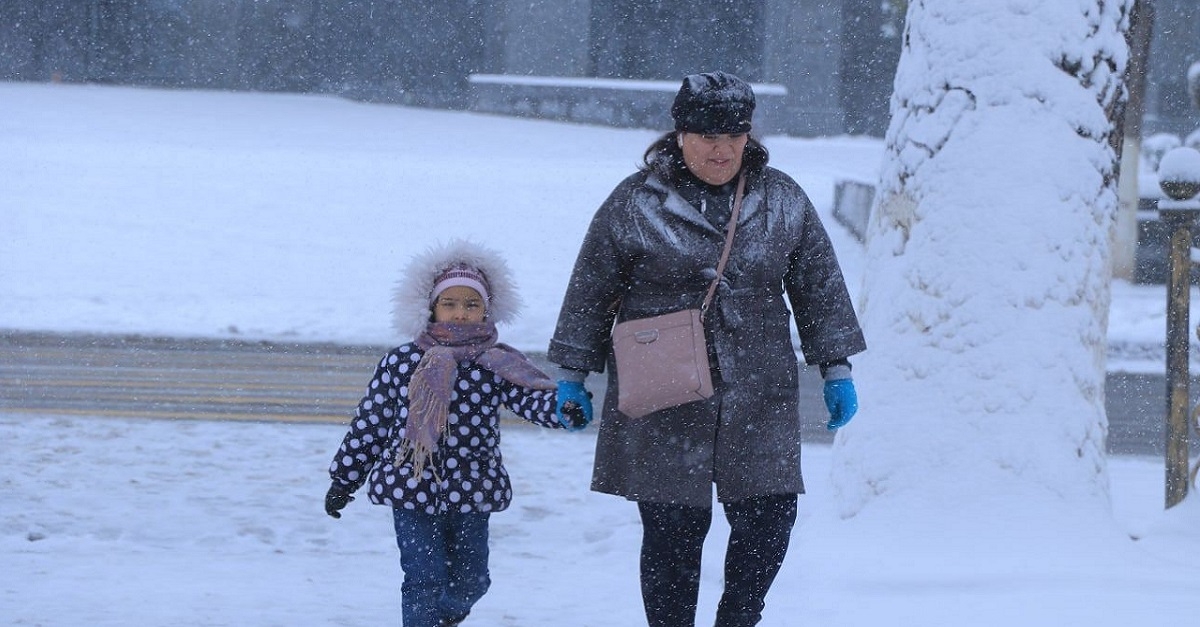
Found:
[640,131,769,186]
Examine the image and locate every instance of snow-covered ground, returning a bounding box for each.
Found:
[2,82,1199,626]
[4,413,1192,626]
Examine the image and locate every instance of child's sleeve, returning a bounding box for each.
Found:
[328,352,405,490]
[499,380,564,429]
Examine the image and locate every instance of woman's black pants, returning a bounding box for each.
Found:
[637,493,798,627]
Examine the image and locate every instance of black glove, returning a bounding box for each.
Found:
[560,400,590,430]
[325,484,354,519]
[555,380,594,431]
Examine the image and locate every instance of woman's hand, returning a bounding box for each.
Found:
[823,379,859,431]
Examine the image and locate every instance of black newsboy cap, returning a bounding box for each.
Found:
[671,71,755,134]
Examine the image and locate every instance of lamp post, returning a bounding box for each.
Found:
[1157,146,1200,509]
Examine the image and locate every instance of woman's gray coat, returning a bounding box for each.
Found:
[548,165,866,508]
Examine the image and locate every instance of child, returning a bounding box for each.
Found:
[324,239,592,627]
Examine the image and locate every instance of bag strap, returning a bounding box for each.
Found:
[700,174,746,319]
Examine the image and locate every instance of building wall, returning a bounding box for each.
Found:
[0,0,1192,138]
[764,0,846,136]
[478,0,846,136]
[497,0,590,77]
[1146,0,1200,137]
[0,0,862,136]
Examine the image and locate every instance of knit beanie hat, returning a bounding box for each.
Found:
[429,264,491,307]
[671,71,755,134]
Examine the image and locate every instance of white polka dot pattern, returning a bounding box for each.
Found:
[328,343,563,514]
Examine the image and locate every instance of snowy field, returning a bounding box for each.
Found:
[2,82,1199,625]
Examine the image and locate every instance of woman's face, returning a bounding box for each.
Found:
[679,132,748,185]
[433,286,487,323]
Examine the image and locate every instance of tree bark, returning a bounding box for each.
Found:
[1113,0,1156,280]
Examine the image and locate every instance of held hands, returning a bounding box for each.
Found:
[823,378,859,431]
[324,483,354,519]
[555,380,594,431]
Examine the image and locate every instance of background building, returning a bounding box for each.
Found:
[0,0,1194,138]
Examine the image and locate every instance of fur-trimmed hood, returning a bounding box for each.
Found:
[392,239,522,339]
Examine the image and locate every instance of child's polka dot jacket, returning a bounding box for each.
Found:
[328,342,565,515]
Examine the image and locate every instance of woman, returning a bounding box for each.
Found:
[548,71,866,627]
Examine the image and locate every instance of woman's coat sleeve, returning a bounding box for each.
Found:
[547,177,642,373]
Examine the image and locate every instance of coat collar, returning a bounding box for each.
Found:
[644,171,763,235]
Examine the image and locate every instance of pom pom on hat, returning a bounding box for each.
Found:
[671,71,756,135]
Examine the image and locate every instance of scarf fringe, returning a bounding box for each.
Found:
[401,370,447,482]
[396,438,441,484]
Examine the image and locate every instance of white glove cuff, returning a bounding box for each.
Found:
[822,364,852,381]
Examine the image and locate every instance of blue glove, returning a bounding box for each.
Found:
[823,379,858,431]
[555,380,594,431]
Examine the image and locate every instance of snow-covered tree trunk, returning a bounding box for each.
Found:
[833,1,1131,527]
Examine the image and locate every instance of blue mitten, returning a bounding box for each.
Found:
[823,378,858,431]
[555,380,594,431]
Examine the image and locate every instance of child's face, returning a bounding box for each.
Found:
[433,286,487,323]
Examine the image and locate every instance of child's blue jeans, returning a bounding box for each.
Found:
[392,507,492,627]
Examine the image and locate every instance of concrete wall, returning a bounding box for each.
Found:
[469,74,790,134]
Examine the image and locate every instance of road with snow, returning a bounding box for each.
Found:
[0,331,1193,456]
